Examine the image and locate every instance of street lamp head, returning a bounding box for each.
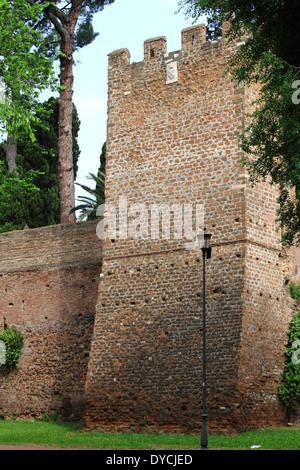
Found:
[197,233,212,251]
[203,233,212,250]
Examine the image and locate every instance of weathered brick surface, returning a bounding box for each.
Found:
[84,24,296,433]
[0,220,102,420]
[0,22,297,433]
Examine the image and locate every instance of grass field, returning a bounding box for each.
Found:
[0,420,299,450]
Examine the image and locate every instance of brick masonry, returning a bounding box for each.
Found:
[83,23,299,433]
[0,220,102,420]
[0,22,299,434]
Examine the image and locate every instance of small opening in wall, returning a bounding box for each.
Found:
[130,301,136,305]
[150,48,155,58]
[236,253,241,258]
[162,296,167,301]
[46,284,50,288]
[235,217,240,222]
[181,405,187,411]
[137,268,141,272]
[8,302,13,306]
[185,261,189,265]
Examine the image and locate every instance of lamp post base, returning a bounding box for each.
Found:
[200,413,208,449]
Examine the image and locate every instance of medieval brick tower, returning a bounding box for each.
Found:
[84,23,295,433]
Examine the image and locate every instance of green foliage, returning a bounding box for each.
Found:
[239,54,300,247]
[278,282,300,408]
[0,161,41,233]
[278,309,300,408]
[0,0,58,138]
[178,0,300,66]
[71,171,105,221]
[290,282,300,302]
[0,326,24,373]
[40,1,116,53]
[15,97,80,228]
[70,141,106,221]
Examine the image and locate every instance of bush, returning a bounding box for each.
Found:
[278,284,300,408]
[0,326,24,373]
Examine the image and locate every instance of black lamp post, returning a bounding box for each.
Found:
[197,232,212,450]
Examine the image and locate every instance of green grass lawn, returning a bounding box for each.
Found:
[0,420,299,450]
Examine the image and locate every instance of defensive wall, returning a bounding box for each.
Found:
[0,220,102,420]
[0,22,299,433]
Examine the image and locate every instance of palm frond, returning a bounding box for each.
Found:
[70,170,105,220]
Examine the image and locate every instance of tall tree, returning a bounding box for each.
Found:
[16,97,80,227]
[0,160,41,233]
[39,0,115,223]
[178,0,300,246]
[0,0,57,172]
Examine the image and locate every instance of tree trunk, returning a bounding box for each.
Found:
[45,3,82,224]
[3,136,18,173]
[59,36,75,223]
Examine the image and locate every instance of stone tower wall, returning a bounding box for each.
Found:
[84,24,295,433]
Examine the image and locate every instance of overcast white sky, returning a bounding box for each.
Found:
[71,0,205,199]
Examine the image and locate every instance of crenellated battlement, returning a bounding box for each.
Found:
[108,22,235,89]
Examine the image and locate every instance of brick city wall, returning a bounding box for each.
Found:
[0,22,298,433]
[0,220,102,420]
[84,23,297,433]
